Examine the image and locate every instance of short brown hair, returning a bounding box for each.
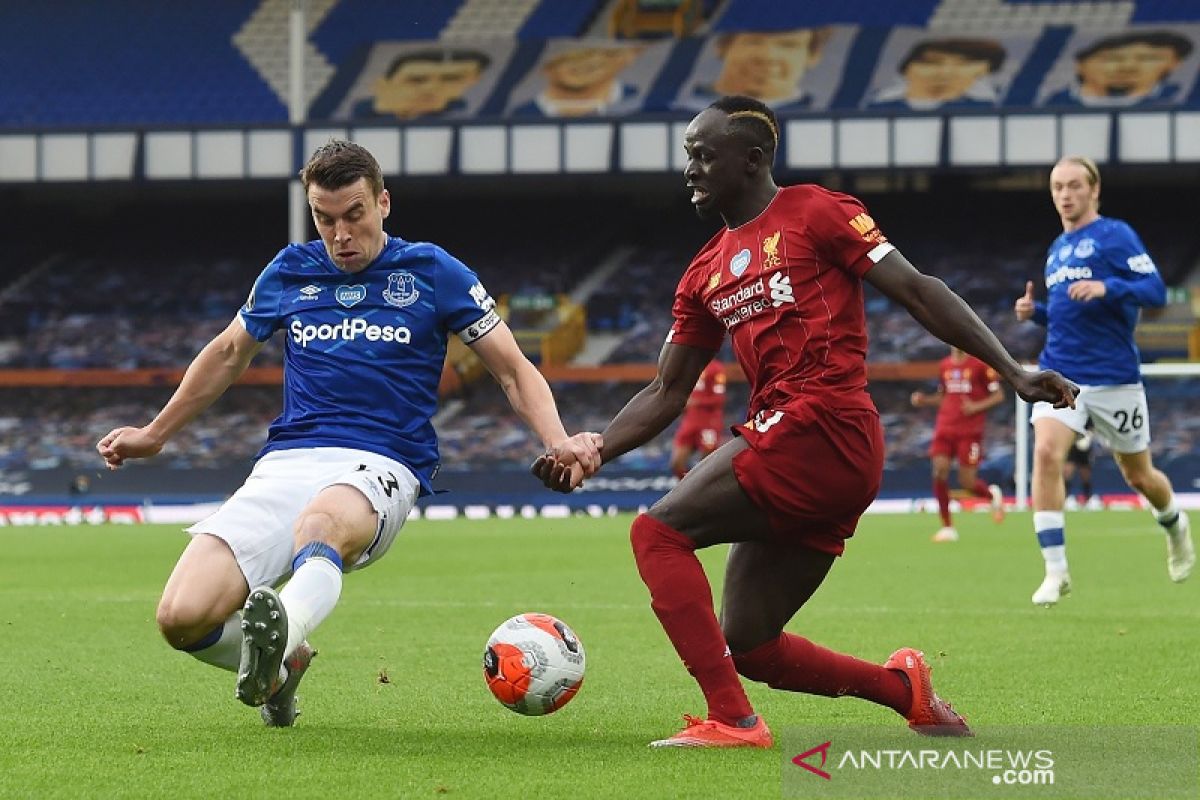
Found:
[300,139,385,196]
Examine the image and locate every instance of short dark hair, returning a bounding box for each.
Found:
[300,139,385,195]
[708,95,779,157]
[1075,31,1193,61]
[384,48,491,78]
[900,38,1007,74]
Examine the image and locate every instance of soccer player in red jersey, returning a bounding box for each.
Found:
[910,346,1006,542]
[533,96,1076,748]
[668,358,728,479]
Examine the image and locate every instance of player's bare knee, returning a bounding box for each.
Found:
[155,597,211,649]
[1033,442,1065,474]
[293,508,342,546]
[293,508,374,566]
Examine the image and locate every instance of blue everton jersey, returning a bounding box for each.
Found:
[1033,216,1165,385]
[238,237,501,494]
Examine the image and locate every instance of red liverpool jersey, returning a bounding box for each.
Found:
[669,185,895,415]
[934,355,1000,438]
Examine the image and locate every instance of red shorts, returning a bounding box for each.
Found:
[732,399,884,556]
[929,431,984,466]
[673,414,723,454]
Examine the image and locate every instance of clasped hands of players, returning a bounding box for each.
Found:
[532,432,605,493]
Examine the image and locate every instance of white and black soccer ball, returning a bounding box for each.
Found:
[482,613,585,716]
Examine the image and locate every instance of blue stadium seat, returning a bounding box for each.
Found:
[518,0,607,38]
[312,0,465,63]
[712,0,941,31]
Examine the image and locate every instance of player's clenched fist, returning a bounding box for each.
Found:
[96,426,164,470]
[531,432,604,493]
[1014,280,1037,321]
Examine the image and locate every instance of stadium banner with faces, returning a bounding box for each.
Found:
[503,38,675,119]
[317,40,517,122]
[861,27,1039,112]
[1036,24,1200,109]
[671,27,860,114]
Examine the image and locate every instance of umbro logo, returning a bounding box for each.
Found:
[297,284,322,302]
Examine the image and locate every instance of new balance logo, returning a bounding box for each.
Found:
[848,213,875,236]
[769,272,793,307]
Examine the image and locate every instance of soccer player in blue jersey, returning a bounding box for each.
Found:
[96,140,602,725]
[1015,155,1194,606]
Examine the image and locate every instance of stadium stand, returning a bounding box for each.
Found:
[5,0,1200,127]
[2,0,1199,509]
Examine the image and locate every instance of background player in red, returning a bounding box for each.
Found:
[910,346,1006,542]
[533,95,1076,748]
[668,358,728,478]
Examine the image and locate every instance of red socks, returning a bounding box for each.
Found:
[629,514,754,726]
[629,514,914,723]
[934,478,952,526]
[972,479,991,498]
[733,633,912,715]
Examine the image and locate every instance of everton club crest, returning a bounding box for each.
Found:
[382,271,420,308]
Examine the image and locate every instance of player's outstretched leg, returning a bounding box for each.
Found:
[630,514,773,749]
[260,642,317,727]
[237,586,289,707]
[883,648,972,736]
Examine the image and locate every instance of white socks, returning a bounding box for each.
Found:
[1034,510,1068,574]
[185,613,243,672]
[279,555,343,661]
[1153,496,1181,535]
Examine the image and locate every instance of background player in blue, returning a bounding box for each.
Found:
[1014,155,1194,606]
[96,140,602,725]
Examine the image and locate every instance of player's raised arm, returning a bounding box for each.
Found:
[467,319,602,487]
[597,341,713,463]
[864,250,1077,408]
[96,318,264,469]
[531,341,713,492]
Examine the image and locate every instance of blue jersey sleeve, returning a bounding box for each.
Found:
[1100,222,1166,308]
[434,248,503,344]
[238,250,288,342]
[1032,301,1048,326]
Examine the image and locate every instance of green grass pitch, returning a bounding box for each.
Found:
[1,511,1196,799]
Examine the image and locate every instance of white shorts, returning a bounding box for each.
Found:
[187,447,420,590]
[1030,383,1151,454]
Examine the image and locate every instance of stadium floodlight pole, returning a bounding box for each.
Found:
[288,0,308,244]
[1015,383,1031,510]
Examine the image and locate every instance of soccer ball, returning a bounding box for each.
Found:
[482,613,585,716]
